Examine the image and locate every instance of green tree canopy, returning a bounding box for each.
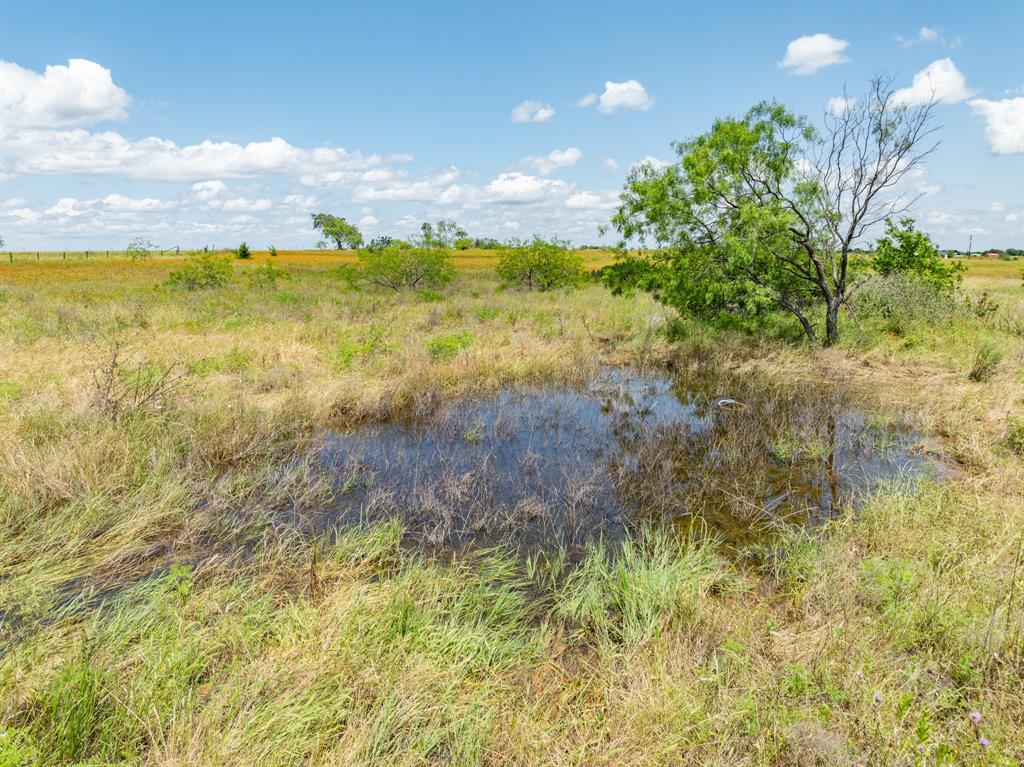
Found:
[873,217,963,292]
[311,213,363,250]
[419,219,468,248]
[606,78,939,345]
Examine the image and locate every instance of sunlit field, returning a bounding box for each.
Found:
[0,249,1021,766]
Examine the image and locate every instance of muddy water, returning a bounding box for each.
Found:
[302,367,954,554]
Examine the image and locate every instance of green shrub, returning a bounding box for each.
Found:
[495,237,585,291]
[165,254,233,290]
[426,331,472,359]
[968,342,1003,382]
[246,263,291,290]
[851,273,958,334]
[267,245,278,258]
[358,244,455,291]
[126,237,155,260]
[872,217,963,292]
[1006,417,1024,455]
[234,242,251,260]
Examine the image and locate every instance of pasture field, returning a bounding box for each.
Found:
[0,253,1022,765]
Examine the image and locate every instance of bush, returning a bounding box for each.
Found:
[1006,417,1024,456]
[165,254,233,290]
[495,237,585,291]
[267,245,278,258]
[126,237,155,260]
[364,236,395,252]
[850,273,957,334]
[358,244,455,291]
[872,217,963,292]
[246,263,290,290]
[235,242,251,260]
[968,342,1003,382]
[426,331,473,359]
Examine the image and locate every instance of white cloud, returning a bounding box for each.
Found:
[991,202,1007,213]
[917,183,942,197]
[577,93,597,107]
[0,58,130,128]
[283,193,316,208]
[596,80,653,114]
[520,147,582,176]
[353,166,460,203]
[630,155,670,172]
[894,26,960,49]
[2,128,413,182]
[565,191,618,210]
[359,215,378,227]
[484,172,572,203]
[1,207,40,223]
[778,34,849,75]
[221,198,272,212]
[101,193,175,211]
[190,180,228,202]
[969,98,1024,154]
[893,59,974,106]
[826,96,856,115]
[1,197,27,209]
[511,100,555,123]
[604,158,619,171]
[1007,213,1020,223]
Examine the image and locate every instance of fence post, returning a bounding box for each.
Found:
[63,251,66,260]
[36,252,40,261]
[8,252,11,263]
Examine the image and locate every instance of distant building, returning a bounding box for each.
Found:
[984,251,1001,259]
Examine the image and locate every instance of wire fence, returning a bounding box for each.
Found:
[1,247,238,264]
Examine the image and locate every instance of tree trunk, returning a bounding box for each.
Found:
[824,297,841,347]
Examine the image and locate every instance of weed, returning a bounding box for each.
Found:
[969,342,1003,382]
[426,331,472,359]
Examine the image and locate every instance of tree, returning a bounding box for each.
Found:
[419,219,467,248]
[496,237,586,291]
[311,213,363,250]
[235,242,251,260]
[127,237,156,260]
[358,243,455,290]
[608,78,939,345]
[873,217,962,292]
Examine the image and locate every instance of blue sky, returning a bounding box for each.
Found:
[1,1,1021,250]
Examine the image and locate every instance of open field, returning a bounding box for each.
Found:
[1,254,1022,765]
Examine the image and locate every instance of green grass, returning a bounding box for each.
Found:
[0,256,1022,764]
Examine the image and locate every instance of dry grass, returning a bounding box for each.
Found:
[0,256,1022,765]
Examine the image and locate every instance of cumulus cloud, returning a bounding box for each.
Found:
[630,155,670,172]
[221,198,272,212]
[359,215,378,227]
[565,191,618,210]
[826,96,856,115]
[892,59,974,106]
[353,167,461,203]
[519,147,582,176]
[0,58,130,128]
[511,100,555,123]
[484,172,572,203]
[778,34,849,75]
[577,93,598,107]
[969,97,1024,154]
[596,80,653,114]
[2,128,413,182]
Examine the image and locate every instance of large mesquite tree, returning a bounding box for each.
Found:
[606,79,938,345]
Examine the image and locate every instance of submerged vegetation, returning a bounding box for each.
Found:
[0,247,1021,764]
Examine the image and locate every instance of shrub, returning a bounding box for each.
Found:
[872,217,963,292]
[246,263,290,290]
[426,331,472,359]
[126,237,155,260]
[166,254,233,290]
[1006,417,1024,456]
[850,273,957,334]
[968,342,1003,382]
[358,244,455,291]
[267,245,278,258]
[364,236,395,252]
[235,242,251,260]
[495,237,585,291]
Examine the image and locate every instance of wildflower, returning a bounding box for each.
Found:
[979,737,990,748]
[969,711,982,724]
[874,691,883,703]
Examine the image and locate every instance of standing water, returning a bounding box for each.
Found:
[301,367,954,554]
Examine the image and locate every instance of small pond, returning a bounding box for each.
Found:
[296,366,955,555]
